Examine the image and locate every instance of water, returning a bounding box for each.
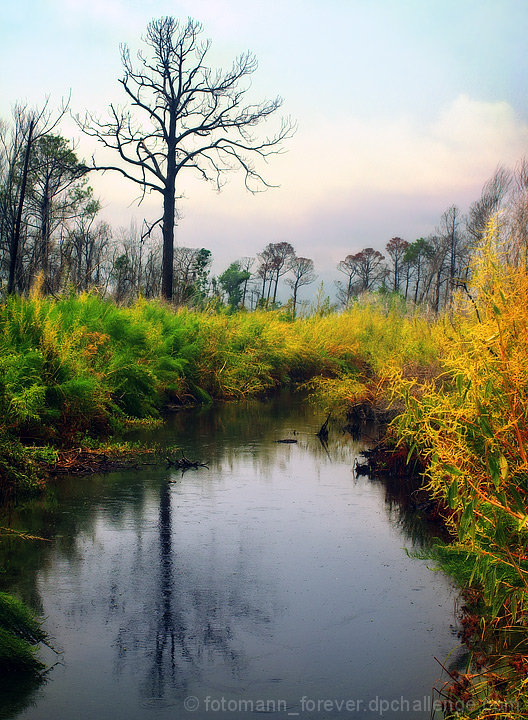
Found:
[0,392,462,719]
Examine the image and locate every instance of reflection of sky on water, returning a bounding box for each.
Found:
[0,393,462,719]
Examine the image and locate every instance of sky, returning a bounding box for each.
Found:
[1,0,528,296]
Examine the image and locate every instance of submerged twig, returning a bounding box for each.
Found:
[166,451,208,470]
[316,413,331,440]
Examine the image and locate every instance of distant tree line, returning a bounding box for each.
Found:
[336,162,528,312]
[1,99,527,313]
[1,15,527,313]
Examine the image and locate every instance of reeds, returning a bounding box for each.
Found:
[390,218,528,716]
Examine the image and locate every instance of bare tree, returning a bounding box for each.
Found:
[403,237,430,304]
[467,166,511,243]
[62,194,110,291]
[0,118,21,287]
[385,236,409,293]
[507,157,528,267]
[79,17,294,301]
[286,256,316,314]
[238,256,254,308]
[142,242,162,298]
[438,205,464,302]
[351,248,386,292]
[267,241,295,304]
[255,241,295,305]
[419,234,449,311]
[256,244,275,303]
[336,254,359,306]
[3,100,70,294]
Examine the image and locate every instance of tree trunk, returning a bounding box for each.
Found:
[161,190,175,301]
[242,276,249,308]
[8,118,35,294]
[414,257,421,304]
[434,270,441,313]
[260,271,267,301]
[292,283,298,315]
[41,184,50,290]
[161,130,177,301]
[272,270,279,304]
[266,276,272,303]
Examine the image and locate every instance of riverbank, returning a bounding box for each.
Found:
[2,223,528,714]
[0,391,462,720]
[386,227,528,718]
[0,288,440,501]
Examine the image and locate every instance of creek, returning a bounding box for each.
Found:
[0,391,463,719]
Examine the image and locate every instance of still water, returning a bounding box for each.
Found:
[0,393,462,719]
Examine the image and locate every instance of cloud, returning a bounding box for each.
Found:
[166,94,528,241]
[266,95,528,208]
[89,93,528,278]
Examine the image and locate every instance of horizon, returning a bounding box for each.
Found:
[1,0,527,301]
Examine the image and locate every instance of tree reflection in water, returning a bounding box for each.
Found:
[109,478,276,704]
[0,392,462,719]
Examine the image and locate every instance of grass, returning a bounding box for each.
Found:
[0,592,46,673]
[2,220,528,711]
[388,219,528,718]
[0,287,445,500]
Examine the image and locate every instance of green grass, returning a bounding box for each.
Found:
[0,593,46,673]
[0,290,444,499]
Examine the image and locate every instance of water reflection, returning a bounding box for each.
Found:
[0,392,461,720]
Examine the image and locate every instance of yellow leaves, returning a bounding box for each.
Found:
[517,515,528,532]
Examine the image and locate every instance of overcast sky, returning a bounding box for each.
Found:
[2,0,528,294]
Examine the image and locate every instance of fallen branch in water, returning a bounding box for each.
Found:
[166,452,209,470]
[353,458,370,477]
[51,446,160,475]
[0,526,51,542]
[317,413,331,440]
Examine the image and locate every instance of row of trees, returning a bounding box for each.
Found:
[0,16,294,305]
[0,117,317,310]
[1,101,527,312]
[108,238,318,312]
[0,101,100,295]
[336,162,528,311]
[2,15,527,312]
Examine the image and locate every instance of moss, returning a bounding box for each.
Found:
[0,593,46,674]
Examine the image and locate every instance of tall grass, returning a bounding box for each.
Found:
[0,287,445,499]
[299,295,446,415]
[390,219,528,717]
[0,592,46,673]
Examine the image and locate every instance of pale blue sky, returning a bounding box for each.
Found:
[2,0,527,287]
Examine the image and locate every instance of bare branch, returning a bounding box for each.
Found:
[77,15,293,300]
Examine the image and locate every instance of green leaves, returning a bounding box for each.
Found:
[447,476,459,509]
[488,452,509,490]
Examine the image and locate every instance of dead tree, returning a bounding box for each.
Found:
[5,99,70,294]
[78,17,294,301]
[286,256,316,314]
